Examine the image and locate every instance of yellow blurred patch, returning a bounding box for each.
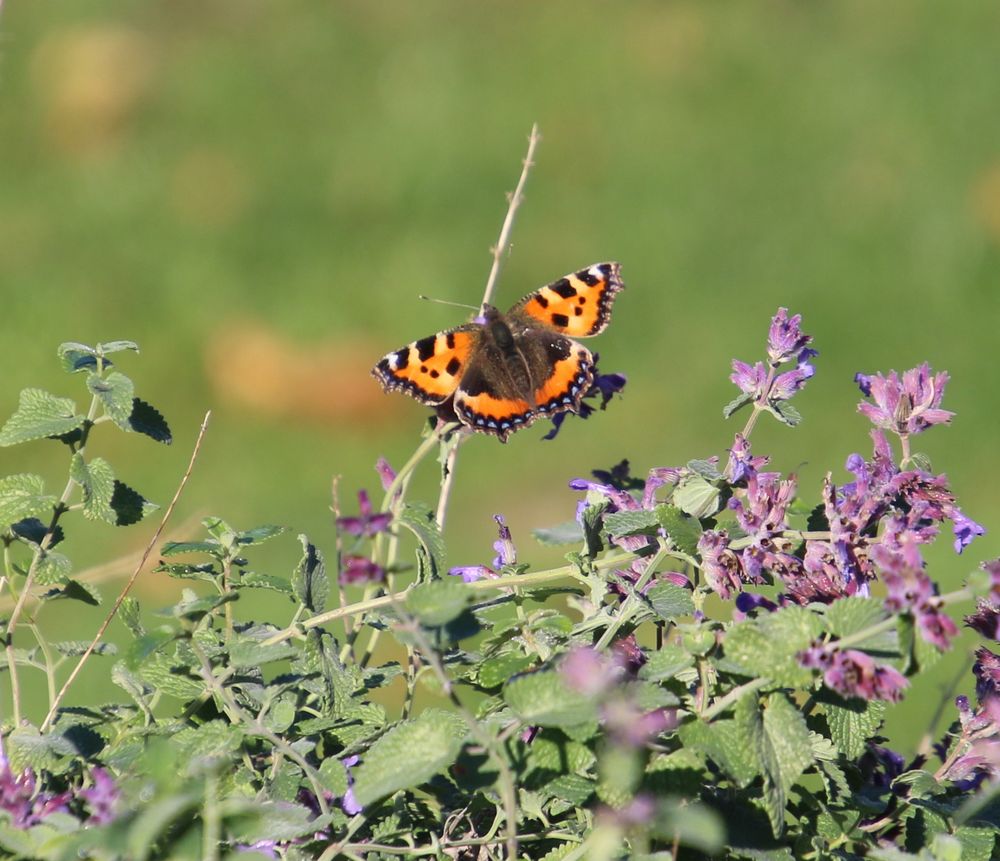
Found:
[31,25,156,159]
[971,162,1000,244]
[204,321,403,428]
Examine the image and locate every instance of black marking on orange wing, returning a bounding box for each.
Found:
[372,328,476,405]
[514,262,624,338]
[533,342,594,415]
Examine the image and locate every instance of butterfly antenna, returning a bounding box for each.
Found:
[417,295,480,312]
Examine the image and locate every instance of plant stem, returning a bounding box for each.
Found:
[40,411,212,732]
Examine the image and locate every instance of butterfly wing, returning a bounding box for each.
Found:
[512,262,624,338]
[372,327,477,405]
[453,333,595,442]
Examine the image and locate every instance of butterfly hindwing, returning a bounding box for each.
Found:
[513,262,623,338]
[372,327,476,405]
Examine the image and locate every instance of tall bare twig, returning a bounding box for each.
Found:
[40,411,212,731]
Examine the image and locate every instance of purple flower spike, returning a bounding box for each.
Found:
[543,355,626,440]
[799,645,908,702]
[856,364,955,436]
[337,489,392,538]
[770,358,815,401]
[730,360,768,398]
[560,646,621,697]
[966,600,1000,641]
[492,515,517,568]
[767,308,813,365]
[375,457,397,492]
[80,767,121,825]
[448,565,496,583]
[339,555,385,585]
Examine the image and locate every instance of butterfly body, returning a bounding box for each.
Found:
[373,262,623,442]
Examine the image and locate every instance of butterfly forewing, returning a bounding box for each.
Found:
[372,327,475,405]
[513,262,623,338]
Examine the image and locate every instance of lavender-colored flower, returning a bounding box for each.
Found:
[881,565,957,650]
[448,565,495,583]
[856,364,954,436]
[770,357,815,401]
[767,308,813,365]
[952,510,986,554]
[560,646,622,698]
[724,433,770,485]
[492,515,516,568]
[965,600,1000,641]
[859,744,906,789]
[0,744,71,828]
[734,591,778,618]
[79,767,121,826]
[375,457,397,492]
[337,489,392,538]
[974,647,1000,704]
[730,360,768,399]
[341,755,362,815]
[697,529,746,599]
[602,700,677,747]
[798,645,908,702]
[339,555,385,585]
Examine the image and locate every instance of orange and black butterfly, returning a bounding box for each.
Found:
[372,263,624,442]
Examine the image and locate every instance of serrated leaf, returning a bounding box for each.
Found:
[405,578,470,626]
[318,758,349,797]
[819,691,886,759]
[127,397,172,443]
[910,452,933,473]
[160,540,223,558]
[126,628,176,669]
[0,388,83,446]
[154,561,217,581]
[109,481,157,525]
[88,370,135,428]
[229,636,297,668]
[504,670,598,727]
[711,718,760,788]
[229,801,332,844]
[127,792,201,860]
[638,645,695,681]
[32,549,72,585]
[478,652,535,688]
[70,454,117,523]
[0,474,55,532]
[292,534,328,614]
[647,580,695,620]
[825,597,896,653]
[724,392,755,419]
[240,571,293,594]
[725,605,824,686]
[603,508,659,537]
[656,504,702,556]
[762,692,813,793]
[120,597,144,637]
[954,826,996,861]
[674,474,721,519]
[44,578,101,605]
[52,640,117,657]
[58,342,98,373]
[239,524,286,545]
[397,502,446,579]
[9,517,63,546]
[769,401,802,427]
[533,520,584,545]
[6,728,75,772]
[352,708,467,807]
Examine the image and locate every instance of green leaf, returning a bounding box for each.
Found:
[638,644,695,681]
[603,509,659,537]
[397,502,446,579]
[504,670,598,727]
[478,652,535,688]
[318,758,349,797]
[762,692,814,793]
[0,473,55,532]
[650,799,726,853]
[351,708,467,807]
[239,571,294,594]
[120,597,144,637]
[736,693,786,837]
[109,481,157,525]
[70,454,117,523]
[533,520,584,545]
[87,370,135,428]
[127,397,173,443]
[647,581,695,620]
[292,534,328,614]
[97,339,140,356]
[33,549,72,585]
[52,640,117,657]
[954,826,996,861]
[825,597,896,652]
[723,391,755,419]
[127,792,201,861]
[58,342,99,373]
[768,400,802,427]
[725,605,824,686]
[710,717,760,788]
[160,540,224,558]
[239,524,286,545]
[819,691,886,759]
[44,579,101,605]
[656,504,702,556]
[405,578,470,626]
[229,636,297,668]
[673,474,721,519]
[229,801,333,845]
[0,388,83,446]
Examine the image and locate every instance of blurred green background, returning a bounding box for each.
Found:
[1,0,999,752]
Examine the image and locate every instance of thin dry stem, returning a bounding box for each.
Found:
[40,411,212,732]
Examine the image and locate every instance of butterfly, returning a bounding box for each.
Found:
[372,262,624,442]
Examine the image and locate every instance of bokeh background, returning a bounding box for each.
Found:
[1,0,999,752]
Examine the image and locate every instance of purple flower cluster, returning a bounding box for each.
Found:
[335,469,395,586]
[798,643,908,703]
[543,355,626,441]
[938,647,1000,787]
[0,745,120,830]
[730,308,817,407]
[855,364,954,437]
